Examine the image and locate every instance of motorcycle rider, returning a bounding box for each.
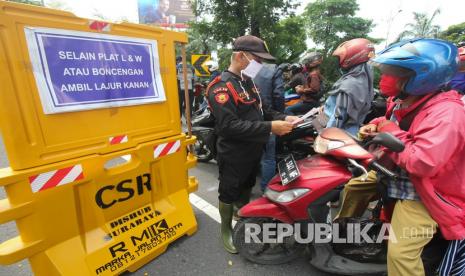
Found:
[205,60,221,82]
[193,60,220,112]
[337,38,465,276]
[284,63,305,92]
[205,35,298,254]
[277,63,291,83]
[316,38,375,135]
[285,53,323,115]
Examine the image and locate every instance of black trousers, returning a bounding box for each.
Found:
[217,156,261,204]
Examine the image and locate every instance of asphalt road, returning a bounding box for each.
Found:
[0,135,330,276]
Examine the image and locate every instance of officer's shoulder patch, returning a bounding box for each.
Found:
[212,87,228,94]
[215,92,229,104]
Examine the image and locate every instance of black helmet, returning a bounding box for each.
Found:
[302,52,323,68]
[278,63,291,72]
[290,63,303,74]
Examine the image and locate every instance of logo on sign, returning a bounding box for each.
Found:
[95,173,151,209]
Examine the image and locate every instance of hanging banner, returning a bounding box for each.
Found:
[138,0,195,28]
[25,27,166,114]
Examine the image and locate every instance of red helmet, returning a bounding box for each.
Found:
[333,38,375,69]
[459,46,465,72]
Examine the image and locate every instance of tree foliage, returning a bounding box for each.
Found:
[303,0,377,83]
[198,0,296,45]
[440,22,465,45]
[262,15,307,63]
[7,0,42,5]
[45,0,72,12]
[186,20,218,56]
[187,0,305,69]
[397,9,441,41]
[217,48,233,72]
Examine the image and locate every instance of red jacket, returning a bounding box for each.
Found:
[371,91,465,240]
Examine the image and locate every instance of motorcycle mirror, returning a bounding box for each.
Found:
[371,132,405,153]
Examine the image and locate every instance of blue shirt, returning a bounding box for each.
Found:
[386,104,420,201]
[387,168,420,201]
[209,71,221,82]
[324,94,359,136]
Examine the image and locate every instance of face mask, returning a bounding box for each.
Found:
[379,74,403,97]
[241,53,263,79]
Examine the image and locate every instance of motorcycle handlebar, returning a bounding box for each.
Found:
[369,161,397,179]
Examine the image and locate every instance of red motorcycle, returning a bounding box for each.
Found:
[233,128,446,275]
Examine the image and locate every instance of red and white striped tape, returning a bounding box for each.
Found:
[154,140,181,158]
[109,135,128,145]
[89,20,111,32]
[28,165,84,193]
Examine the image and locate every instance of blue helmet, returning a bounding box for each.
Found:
[371,38,458,96]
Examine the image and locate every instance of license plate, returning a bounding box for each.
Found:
[277,155,301,185]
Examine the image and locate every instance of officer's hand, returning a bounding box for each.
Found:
[283,115,301,125]
[284,116,299,122]
[271,121,294,136]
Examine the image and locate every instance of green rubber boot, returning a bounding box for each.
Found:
[218,201,238,254]
[233,188,252,220]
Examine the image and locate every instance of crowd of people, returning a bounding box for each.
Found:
[177,35,465,276]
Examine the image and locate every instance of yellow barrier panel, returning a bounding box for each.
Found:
[0,2,188,170]
[0,134,198,275]
[0,2,200,275]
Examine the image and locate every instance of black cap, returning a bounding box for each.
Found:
[232,35,276,61]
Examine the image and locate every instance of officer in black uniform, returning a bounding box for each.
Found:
[206,35,298,253]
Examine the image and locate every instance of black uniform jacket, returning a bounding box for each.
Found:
[206,71,286,163]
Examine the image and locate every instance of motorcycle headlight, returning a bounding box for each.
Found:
[264,188,310,203]
[313,136,345,154]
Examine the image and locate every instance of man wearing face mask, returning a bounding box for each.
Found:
[205,35,298,254]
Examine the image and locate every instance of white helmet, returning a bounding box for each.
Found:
[205,60,219,72]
